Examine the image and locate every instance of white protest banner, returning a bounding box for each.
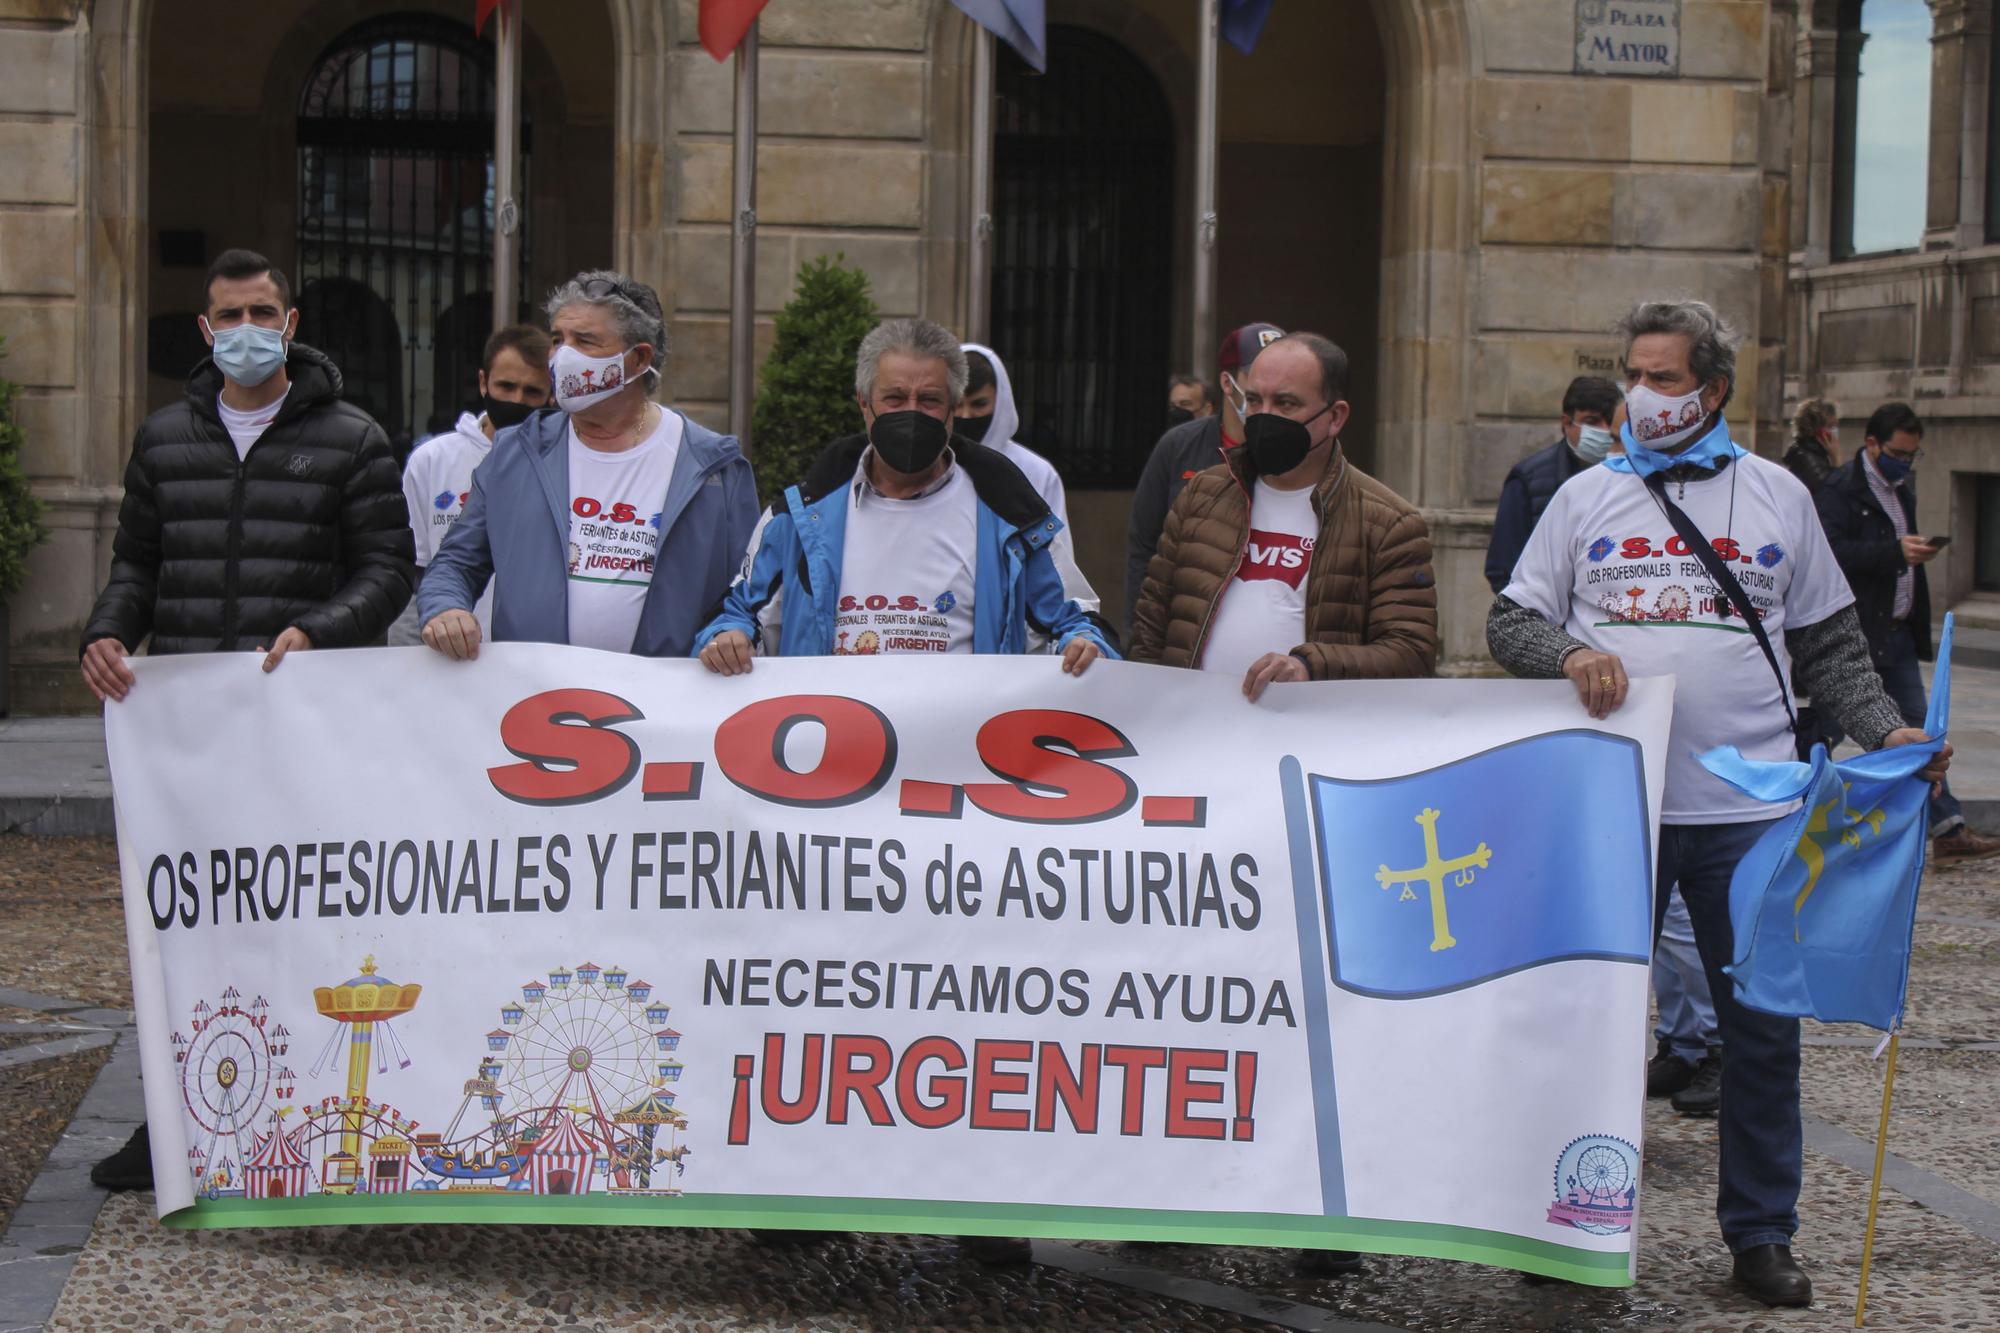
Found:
[108,647,1671,1285]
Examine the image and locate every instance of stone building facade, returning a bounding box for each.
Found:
[0,0,1950,710]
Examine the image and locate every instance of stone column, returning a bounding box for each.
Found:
[1791,1,1846,270]
[1926,0,1995,248]
[1762,1,1801,450]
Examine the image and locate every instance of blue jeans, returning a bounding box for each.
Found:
[1877,622,1962,836]
[1655,817,1800,1253]
[1652,887,1718,1062]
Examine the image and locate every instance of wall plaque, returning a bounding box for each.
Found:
[1575,0,1680,77]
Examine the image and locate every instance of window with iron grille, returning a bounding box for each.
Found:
[991,26,1174,489]
[296,15,529,456]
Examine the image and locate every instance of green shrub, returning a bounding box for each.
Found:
[0,338,49,600]
[749,255,880,507]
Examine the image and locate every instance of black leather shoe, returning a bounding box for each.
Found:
[1671,1052,1722,1116]
[90,1124,153,1192]
[1732,1244,1812,1307]
[1297,1248,1365,1277]
[1646,1044,1698,1097]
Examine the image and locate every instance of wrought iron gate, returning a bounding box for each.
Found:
[991,26,1175,488]
[296,15,529,454]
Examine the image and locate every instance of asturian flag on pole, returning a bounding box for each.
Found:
[1699,615,1955,1030]
[699,0,773,61]
[949,0,1046,71]
[1220,0,1277,55]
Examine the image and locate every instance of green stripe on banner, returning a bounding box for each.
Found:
[164,1195,1632,1287]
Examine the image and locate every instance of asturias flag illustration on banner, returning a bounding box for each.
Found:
[1702,615,1954,1030]
[1308,731,1655,998]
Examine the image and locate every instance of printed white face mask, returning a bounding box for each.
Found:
[1623,382,1709,452]
[550,344,642,413]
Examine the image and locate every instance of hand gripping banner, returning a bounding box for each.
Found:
[107,647,1671,1285]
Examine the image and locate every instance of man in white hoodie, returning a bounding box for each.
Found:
[955,342,1103,639]
[389,324,552,644]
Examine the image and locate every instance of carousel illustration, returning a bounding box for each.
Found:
[172,957,688,1204]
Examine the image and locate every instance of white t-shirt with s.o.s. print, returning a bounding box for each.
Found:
[1502,453,1854,823]
[834,463,978,656]
[565,410,683,652]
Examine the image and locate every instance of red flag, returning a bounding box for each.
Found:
[474,0,505,37]
[700,0,771,61]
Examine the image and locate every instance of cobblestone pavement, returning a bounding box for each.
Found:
[2,837,1996,1331]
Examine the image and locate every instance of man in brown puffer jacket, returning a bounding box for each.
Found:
[1130,332,1437,695]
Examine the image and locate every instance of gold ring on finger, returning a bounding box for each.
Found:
[1599,675,1613,687]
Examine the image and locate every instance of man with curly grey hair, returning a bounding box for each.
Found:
[696,315,1115,676]
[417,269,759,659]
[1486,298,1951,1308]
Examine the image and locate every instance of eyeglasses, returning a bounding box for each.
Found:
[580,276,659,315]
[1884,447,1924,463]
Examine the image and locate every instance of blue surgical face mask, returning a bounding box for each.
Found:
[1573,424,1615,465]
[205,319,290,388]
[1874,451,1913,484]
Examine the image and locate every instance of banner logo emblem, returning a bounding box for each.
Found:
[1546,1134,1637,1234]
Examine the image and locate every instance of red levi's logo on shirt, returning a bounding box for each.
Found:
[1237,529,1313,589]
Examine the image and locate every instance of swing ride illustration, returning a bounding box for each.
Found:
[172,957,691,1204]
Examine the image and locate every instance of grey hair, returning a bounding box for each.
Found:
[1617,299,1739,406]
[854,318,968,404]
[545,269,667,380]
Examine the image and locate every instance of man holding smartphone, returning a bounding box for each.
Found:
[1817,401,2000,863]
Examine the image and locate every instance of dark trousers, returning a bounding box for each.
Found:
[1877,622,1963,835]
[1655,817,1800,1252]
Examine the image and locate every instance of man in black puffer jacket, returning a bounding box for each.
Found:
[77,249,413,1193]
[80,249,413,698]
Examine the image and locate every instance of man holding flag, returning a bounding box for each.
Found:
[1486,299,1949,1308]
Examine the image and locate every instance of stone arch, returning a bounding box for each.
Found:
[84,0,654,467]
[925,0,1476,507]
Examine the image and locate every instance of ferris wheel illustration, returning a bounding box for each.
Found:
[174,986,294,1194]
[490,964,683,1151]
[1568,1141,1632,1205]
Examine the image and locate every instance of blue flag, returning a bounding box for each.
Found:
[1308,731,1655,999]
[950,0,1045,71]
[1700,618,1952,1031]
[1221,0,1276,55]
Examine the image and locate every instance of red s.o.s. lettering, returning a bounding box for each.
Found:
[714,695,898,808]
[963,710,1138,824]
[1619,537,1652,560]
[489,689,644,806]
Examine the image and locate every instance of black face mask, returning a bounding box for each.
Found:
[483,395,537,430]
[1244,403,1333,476]
[870,410,952,475]
[956,411,995,444]
[1166,406,1196,430]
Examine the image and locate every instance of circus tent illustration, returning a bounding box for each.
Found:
[243,1117,311,1200]
[524,1111,599,1195]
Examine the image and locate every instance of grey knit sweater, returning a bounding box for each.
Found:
[1485,596,1906,751]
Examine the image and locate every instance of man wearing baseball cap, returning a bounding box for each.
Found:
[1124,322,1283,638]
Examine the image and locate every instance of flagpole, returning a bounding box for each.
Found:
[966,26,995,345]
[491,0,523,330]
[729,20,760,449]
[1853,1033,1901,1327]
[1192,0,1219,376]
